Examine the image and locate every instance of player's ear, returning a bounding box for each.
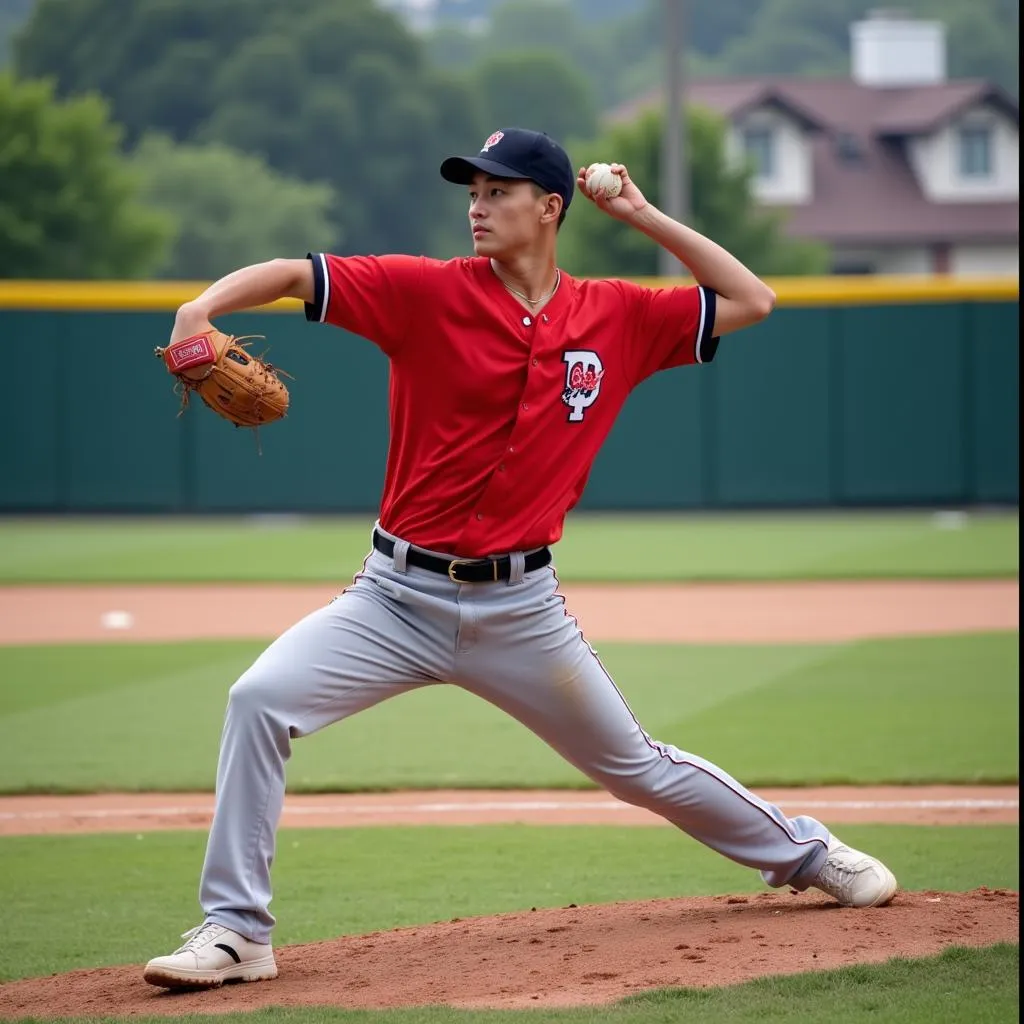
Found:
[539,193,563,227]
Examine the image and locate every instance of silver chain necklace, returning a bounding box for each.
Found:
[497,268,561,306]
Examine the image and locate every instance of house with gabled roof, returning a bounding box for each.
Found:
[609,10,1019,276]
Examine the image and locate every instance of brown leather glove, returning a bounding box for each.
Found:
[155,330,290,429]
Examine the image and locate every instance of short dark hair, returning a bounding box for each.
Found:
[532,182,567,229]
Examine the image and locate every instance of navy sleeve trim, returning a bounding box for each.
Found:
[696,286,719,364]
[304,252,329,323]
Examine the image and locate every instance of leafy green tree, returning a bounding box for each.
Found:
[718,26,846,78]
[14,0,298,142]
[14,0,485,257]
[714,0,1019,94]
[0,73,170,279]
[623,0,771,62]
[925,0,1019,93]
[428,0,645,110]
[487,0,577,51]
[557,107,828,278]
[130,135,339,280]
[426,24,480,71]
[726,0,876,59]
[473,51,597,143]
[434,0,644,21]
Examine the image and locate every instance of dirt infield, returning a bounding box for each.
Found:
[0,577,1017,1014]
[1,889,1018,1017]
[0,785,1017,836]
[0,578,1018,645]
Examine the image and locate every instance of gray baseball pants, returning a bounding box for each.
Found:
[199,524,830,942]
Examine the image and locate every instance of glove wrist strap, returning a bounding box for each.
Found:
[160,334,218,374]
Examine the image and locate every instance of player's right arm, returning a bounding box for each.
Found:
[170,259,314,343]
[172,253,426,356]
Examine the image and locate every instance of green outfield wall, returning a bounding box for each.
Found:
[0,277,1017,512]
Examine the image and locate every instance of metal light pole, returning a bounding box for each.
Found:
[659,0,688,278]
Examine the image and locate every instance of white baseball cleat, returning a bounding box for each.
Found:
[143,922,278,989]
[812,836,898,908]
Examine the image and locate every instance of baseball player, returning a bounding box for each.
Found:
[144,127,897,990]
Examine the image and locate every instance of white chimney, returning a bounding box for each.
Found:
[851,9,947,87]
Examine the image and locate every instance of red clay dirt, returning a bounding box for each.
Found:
[0,785,1017,836]
[0,890,1018,1017]
[0,578,1018,1014]
[0,579,1018,645]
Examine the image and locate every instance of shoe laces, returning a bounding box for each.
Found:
[816,844,871,899]
[817,856,856,893]
[175,922,223,953]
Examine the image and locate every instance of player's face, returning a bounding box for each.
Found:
[467,174,548,256]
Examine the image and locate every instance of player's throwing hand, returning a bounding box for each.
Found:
[576,162,647,221]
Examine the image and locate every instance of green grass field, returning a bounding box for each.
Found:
[0,826,1018,1020]
[0,633,1017,792]
[0,511,1017,1022]
[1,824,1018,979]
[0,510,1017,582]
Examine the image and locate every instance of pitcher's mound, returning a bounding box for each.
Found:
[0,889,1017,1017]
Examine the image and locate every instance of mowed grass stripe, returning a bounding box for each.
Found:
[0,511,1017,582]
[0,634,1016,793]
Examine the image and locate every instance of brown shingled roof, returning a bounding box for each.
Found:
[608,78,1019,245]
[873,82,1019,135]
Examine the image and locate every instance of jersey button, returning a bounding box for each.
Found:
[475,513,484,520]
[522,316,532,326]
[498,463,506,472]
[508,446,516,453]
[531,358,539,366]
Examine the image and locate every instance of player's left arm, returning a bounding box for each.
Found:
[575,162,776,336]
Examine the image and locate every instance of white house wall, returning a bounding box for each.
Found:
[951,244,1019,275]
[908,104,1019,202]
[832,244,1018,275]
[830,246,933,274]
[726,109,813,205]
[874,247,935,274]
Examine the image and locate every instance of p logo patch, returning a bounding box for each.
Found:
[561,350,605,423]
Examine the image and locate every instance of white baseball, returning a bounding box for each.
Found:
[585,162,622,199]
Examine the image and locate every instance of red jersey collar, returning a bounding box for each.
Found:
[473,258,575,327]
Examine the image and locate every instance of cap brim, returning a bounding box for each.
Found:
[439,155,531,185]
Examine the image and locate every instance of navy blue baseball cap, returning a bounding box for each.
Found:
[440,128,576,212]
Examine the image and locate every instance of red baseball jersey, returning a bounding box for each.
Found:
[306,253,718,556]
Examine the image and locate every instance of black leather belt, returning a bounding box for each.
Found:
[372,529,552,583]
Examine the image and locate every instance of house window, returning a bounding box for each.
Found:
[835,132,865,167]
[958,125,993,178]
[742,126,775,180]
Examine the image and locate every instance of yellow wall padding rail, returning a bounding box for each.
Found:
[0,275,1017,311]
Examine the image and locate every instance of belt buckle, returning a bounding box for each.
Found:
[447,558,499,583]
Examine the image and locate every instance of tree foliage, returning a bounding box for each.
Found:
[710,0,1019,88]
[427,0,1019,101]
[472,50,597,143]
[5,0,1015,278]
[14,0,484,256]
[130,135,339,280]
[434,0,643,22]
[0,73,169,279]
[428,0,642,108]
[557,107,829,279]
